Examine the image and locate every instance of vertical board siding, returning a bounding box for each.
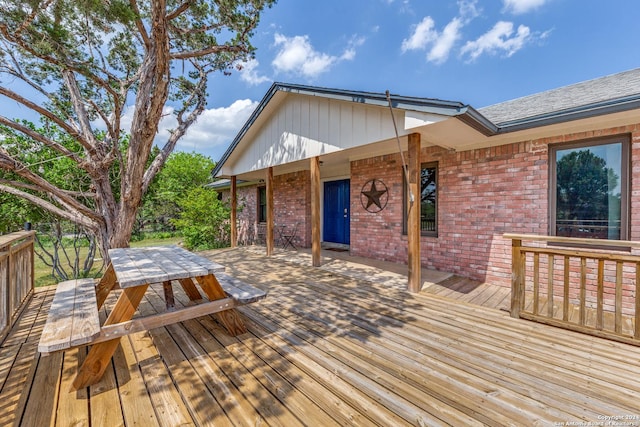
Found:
[233,94,404,174]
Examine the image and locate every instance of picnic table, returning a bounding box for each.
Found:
[38,245,266,391]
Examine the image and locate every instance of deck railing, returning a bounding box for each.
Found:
[0,231,36,342]
[505,233,640,346]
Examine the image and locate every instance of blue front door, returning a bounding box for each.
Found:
[323,179,350,244]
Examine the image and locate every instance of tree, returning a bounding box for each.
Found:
[0,0,275,261]
[556,150,619,221]
[137,151,215,234]
[172,186,229,250]
[556,149,620,238]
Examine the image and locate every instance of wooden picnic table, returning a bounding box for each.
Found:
[38,245,266,391]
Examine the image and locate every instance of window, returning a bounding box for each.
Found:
[404,162,438,236]
[258,186,267,223]
[550,136,629,240]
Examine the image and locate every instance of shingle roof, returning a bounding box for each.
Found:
[479,68,640,126]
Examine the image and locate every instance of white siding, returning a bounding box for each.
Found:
[228,94,425,176]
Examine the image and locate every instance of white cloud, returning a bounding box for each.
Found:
[427,18,463,64]
[401,1,480,64]
[238,59,271,86]
[401,16,438,52]
[118,99,258,155]
[460,21,532,61]
[502,0,549,14]
[340,35,366,61]
[271,33,362,78]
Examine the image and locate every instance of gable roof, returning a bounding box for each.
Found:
[213,69,640,178]
[212,82,493,178]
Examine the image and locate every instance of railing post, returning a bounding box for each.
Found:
[510,238,523,318]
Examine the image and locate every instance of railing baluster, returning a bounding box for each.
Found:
[615,261,623,334]
[548,254,554,318]
[503,234,640,347]
[533,253,540,315]
[563,256,570,321]
[510,239,523,318]
[597,259,604,330]
[579,257,586,326]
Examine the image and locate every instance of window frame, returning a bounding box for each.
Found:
[257,186,267,223]
[548,134,630,241]
[403,161,438,237]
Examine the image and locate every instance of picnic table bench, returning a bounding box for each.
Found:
[38,245,266,391]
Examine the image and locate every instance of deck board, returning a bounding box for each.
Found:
[3,247,640,426]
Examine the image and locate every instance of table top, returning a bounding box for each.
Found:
[108,245,225,288]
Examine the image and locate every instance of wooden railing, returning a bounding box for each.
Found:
[505,233,640,346]
[0,231,36,342]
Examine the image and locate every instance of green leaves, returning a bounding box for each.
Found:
[172,186,230,250]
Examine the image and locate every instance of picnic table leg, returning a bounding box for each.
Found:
[178,277,202,301]
[196,274,247,336]
[95,263,118,309]
[162,281,175,310]
[71,284,149,391]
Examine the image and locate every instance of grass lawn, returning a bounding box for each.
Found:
[34,236,183,287]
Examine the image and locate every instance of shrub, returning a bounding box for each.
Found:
[172,187,230,250]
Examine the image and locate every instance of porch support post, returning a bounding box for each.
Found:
[310,156,321,267]
[266,167,274,256]
[407,133,422,293]
[230,175,237,247]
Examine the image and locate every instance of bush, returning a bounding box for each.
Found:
[172,187,230,250]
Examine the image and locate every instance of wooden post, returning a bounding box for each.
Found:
[266,167,274,256]
[230,175,237,247]
[407,133,421,293]
[511,238,523,318]
[310,156,321,267]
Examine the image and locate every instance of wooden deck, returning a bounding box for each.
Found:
[2,247,640,426]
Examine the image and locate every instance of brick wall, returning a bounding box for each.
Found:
[222,123,640,290]
[274,170,311,247]
[221,170,312,248]
[350,123,640,288]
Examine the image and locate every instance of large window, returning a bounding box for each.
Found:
[258,186,267,223]
[404,162,438,236]
[550,136,629,240]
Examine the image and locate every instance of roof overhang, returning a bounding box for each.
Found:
[212,83,640,181]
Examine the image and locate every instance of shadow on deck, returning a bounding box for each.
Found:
[1,246,639,426]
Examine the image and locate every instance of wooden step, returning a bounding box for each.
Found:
[38,278,100,354]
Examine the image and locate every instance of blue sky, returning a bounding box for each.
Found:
[4,1,640,162]
[172,0,640,160]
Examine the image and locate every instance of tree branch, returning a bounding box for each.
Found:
[142,65,207,193]
[0,146,101,221]
[14,0,56,36]
[130,0,151,49]
[170,44,244,60]
[0,25,120,100]
[0,183,98,230]
[62,70,100,149]
[0,86,94,153]
[0,115,83,163]
[167,0,194,20]
[0,179,96,198]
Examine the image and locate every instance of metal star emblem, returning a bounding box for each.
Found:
[360,179,388,212]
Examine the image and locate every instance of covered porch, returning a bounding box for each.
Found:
[3,246,639,426]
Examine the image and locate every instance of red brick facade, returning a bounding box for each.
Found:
[224,123,640,289]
